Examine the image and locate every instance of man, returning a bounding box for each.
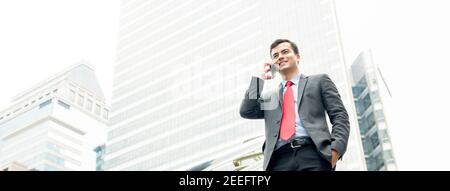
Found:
[239,39,350,171]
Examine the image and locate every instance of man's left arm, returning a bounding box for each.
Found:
[320,74,350,166]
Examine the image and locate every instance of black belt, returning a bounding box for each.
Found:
[289,137,314,148]
[274,137,314,155]
[274,137,314,154]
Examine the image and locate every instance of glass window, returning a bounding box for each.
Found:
[366,112,376,129]
[95,104,101,115]
[375,153,385,170]
[13,107,21,113]
[86,99,93,111]
[39,99,52,109]
[362,94,372,111]
[40,164,61,171]
[355,77,367,94]
[46,154,64,166]
[366,156,376,171]
[355,98,365,115]
[358,119,368,135]
[77,94,84,106]
[57,100,71,110]
[102,108,109,119]
[69,90,76,101]
[47,143,60,153]
[362,138,373,155]
[352,85,365,97]
[94,145,105,157]
[370,132,380,148]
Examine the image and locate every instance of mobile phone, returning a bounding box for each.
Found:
[269,64,278,76]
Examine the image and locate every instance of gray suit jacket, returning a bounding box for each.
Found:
[239,74,350,170]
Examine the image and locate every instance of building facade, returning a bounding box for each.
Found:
[94,144,106,171]
[0,63,108,171]
[351,50,397,171]
[2,161,30,171]
[105,0,366,170]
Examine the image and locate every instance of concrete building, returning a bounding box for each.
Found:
[2,161,30,171]
[0,62,108,171]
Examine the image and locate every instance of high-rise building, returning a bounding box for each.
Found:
[351,50,397,171]
[0,63,108,171]
[105,0,366,170]
[2,161,30,171]
[94,144,106,171]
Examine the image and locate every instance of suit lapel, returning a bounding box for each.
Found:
[297,74,308,109]
[278,74,308,108]
[278,83,283,108]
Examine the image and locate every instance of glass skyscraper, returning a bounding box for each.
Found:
[105,0,366,170]
[351,50,397,171]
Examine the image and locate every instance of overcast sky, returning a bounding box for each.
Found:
[0,0,119,107]
[1,0,449,170]
[336,0,450,170]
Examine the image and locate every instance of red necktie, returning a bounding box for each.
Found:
[280,81,295,141]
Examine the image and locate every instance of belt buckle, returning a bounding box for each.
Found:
[290,140,302,148]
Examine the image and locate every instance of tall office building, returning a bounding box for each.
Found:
[0,63,108,171]
[94,144,106,171]
[2,161,30,171]
[351,50,397,171]
[105,0,366,170]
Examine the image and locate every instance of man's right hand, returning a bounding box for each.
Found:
[261,62,274,80]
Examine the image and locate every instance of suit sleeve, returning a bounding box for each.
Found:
[239,76,265,119]
[320,74,350,159]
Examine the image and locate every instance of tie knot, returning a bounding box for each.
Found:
[286,81,294,87]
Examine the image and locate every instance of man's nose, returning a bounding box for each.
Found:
[278,55,287,62]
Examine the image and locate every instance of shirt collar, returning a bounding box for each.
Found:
[282,73,301,87]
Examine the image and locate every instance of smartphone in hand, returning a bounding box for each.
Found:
[264,63,278,79]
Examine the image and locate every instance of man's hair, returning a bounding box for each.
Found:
[270,39,299,57]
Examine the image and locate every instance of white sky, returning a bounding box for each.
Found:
[0,0,120,107]
[1,0,449,170]
[336,0,450,170]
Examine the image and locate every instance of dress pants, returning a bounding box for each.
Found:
[267,143,333,171]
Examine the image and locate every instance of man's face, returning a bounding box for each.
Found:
[271,42,300,73]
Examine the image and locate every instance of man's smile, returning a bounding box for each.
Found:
[278,61,288,67]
